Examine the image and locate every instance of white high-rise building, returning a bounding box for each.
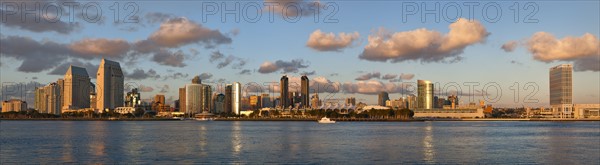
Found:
[417,80,434,109]
[232,82,241,114]
[63,65,90,110]
[550,64,573,118]
[185,76,212,114]
[96,59,124,111]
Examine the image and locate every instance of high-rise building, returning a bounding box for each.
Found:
[418,80,434,109]
[215,93,226,113]
[178,87,186,112]
[89,83,96,110]
[185,76,213,114]
[550,64,573,118]
[345,97,356,105]
[406,94,417,110]
[2,99,27,112]
[250,95,262,110]
[96,59,124,111]
[201,85,213,112]
[280,75,289,109]
[311,94,321,109]
[261,93,271,108]
[153,94,166,112]
[35,82,61,114]
[378,92,389,106]
[225,85,233,113]
[125,88,141,107]
[301,75,310,108]
[232,82,241,114]
[63,65,90,110]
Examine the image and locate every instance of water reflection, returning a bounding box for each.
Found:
[89,121,107,158]
[197,125,208,157]
[231,121,242,156]
[60,121,75,163]
[423,122,435,163]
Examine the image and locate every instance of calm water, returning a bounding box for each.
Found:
[1,120,599,164]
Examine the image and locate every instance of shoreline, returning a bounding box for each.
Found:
[1,118,599,121]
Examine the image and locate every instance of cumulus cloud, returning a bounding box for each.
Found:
[126,69,160,80]
[210,51,225,63]
[152,50,186,67]
[258,59,309,74]
[148,17,232,48]
[306,30,359,51]
[501,41,518,52]
[69,38,131,58]
[342,80,412,95]
[198,73,213,80]
[355,72,381,81]
[144,12,174,24]
[139,85,154,92]
[399,73,415,80]
[163,72,189,81]
[158,85,170,93]
[525,32,599,71]
[0,0,81,34]
[301,70,316,76]
[239,69,252,75]
[0,35,70,72]
[382,74,397,80]
[359,18,489,63]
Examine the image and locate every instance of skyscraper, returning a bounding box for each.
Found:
[179,87,186,112]
[63,65,90,110]
[232,82,241,114]
[96,59,124,111]
[35,82,61,115]
[125,88,141,107]
[185,76,213,114]
[378,92,389,106]
[215,93,226,113]
[280,75,289,109]
[225,84,233,113]
[301,75,310,108]
[550,64,573,118]
[345,97,356,105]
[418,80,434,109]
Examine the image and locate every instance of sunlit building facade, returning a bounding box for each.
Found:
[549,64,573,118]
[418,80,434,109]
[96,59,124,111]
[63,65,90,110]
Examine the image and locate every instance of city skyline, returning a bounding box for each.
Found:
[0,1,599,107]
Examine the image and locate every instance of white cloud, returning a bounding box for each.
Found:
[359,18,489,63]
[306,29,359,52]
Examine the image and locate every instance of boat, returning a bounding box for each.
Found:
[318,117,336,124]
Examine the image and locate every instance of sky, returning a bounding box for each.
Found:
[1,0,599,108]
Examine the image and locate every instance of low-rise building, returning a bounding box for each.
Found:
[2,99,27,112]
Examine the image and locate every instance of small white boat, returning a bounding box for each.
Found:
[318,117,336,124]
[195,117,213,121]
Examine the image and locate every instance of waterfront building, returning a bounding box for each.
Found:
[573,104,600,119]
[35,82,61,114]
[378,92,389,106]
[418,80,434,109]
[280,75,289,109]
[549,64,573,118]
[232,82,241,114]
[125,88,141,107]
[63,65,90,110]
[185,76,213,114]
[345,97,356,106]
[215,93,225,113]
[261,93,272,108]
[301,75,309,108]
[250,95,262,110]
[96,59,124,111]
[2,99,27,112]
[225,84,233,113]
[179,87,186,112]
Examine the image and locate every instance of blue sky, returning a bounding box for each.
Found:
[1,0,599,107]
